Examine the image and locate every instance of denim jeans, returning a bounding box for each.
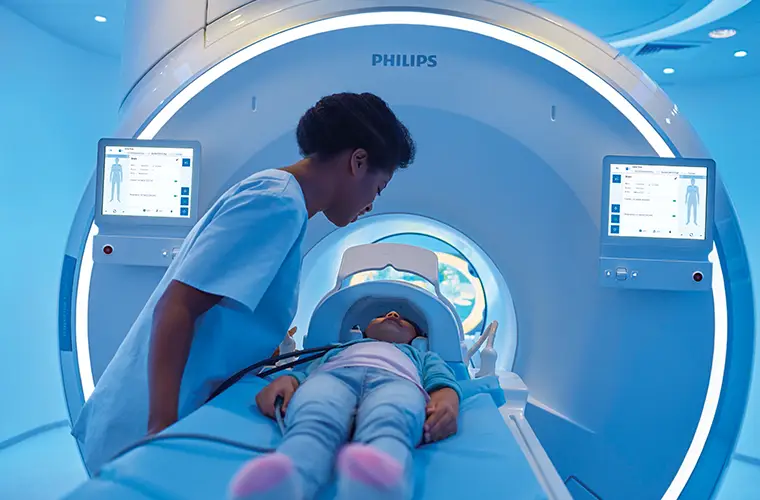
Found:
[279,366,427,499]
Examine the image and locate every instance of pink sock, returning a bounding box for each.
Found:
[227,453,301,500]
[337,444,408,500]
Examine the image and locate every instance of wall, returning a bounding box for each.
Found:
[0,7,120,498]
[664,75,760,497]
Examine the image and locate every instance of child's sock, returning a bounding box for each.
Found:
[227,453,302,500]
[336,444,408,500]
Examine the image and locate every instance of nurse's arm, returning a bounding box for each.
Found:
[147,280,221,434]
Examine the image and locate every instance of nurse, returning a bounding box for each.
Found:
[72,92,417,473]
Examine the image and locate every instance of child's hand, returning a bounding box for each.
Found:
[256,375,299,419]
[424,387,460,443]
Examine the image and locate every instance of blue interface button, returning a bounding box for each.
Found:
[611,204,620,213]
[182,158,191,167]
[611,214,620,223]
[616,267,628,281]
[612,174,621,183]
[180,207,189,216]
[180,197,189,206]
[181,187,190,196]
[610,225,620,234]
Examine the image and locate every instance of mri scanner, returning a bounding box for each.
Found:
[55,1,755,499]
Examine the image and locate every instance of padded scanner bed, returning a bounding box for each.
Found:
[66,374,550,499]
[67,245,569,499]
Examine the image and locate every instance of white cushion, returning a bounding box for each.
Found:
[306,280,463,363]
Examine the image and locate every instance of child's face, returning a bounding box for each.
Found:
[365,311,419,344]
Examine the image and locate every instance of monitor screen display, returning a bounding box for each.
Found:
[607,163,708,240]
[101,145,195,218]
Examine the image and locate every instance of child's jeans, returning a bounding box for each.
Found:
[279,366,427,499]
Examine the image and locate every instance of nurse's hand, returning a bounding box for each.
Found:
[256,375,300,419]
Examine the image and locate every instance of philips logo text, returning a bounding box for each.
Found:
[372,54,438,68]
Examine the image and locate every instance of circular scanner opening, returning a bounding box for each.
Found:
[350,233,487,338]
[293,214,518,371]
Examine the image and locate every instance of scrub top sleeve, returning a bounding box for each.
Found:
[173,190,305,314]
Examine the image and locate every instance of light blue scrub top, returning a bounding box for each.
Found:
[72,169,308,472]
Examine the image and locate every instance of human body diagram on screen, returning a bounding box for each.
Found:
[686,178,700,225]
[109,158,123,203]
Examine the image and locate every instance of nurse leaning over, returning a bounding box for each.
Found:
[71,92,417,473]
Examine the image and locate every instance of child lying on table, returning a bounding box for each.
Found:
[228,310,461,500]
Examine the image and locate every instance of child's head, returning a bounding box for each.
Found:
[364,311,424,344]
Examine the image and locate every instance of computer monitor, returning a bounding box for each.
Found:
[95,138,202,227]
[600,155,716,256]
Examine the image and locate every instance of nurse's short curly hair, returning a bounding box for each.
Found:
[296,92,416,173]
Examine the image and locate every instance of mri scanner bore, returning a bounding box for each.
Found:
[59,3,756,500]
[349,233,487,338]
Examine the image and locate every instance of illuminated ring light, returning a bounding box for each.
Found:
[437,252,486,334]
[73,11,728,499]
[347,251,487,334]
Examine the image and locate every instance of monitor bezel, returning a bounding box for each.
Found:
[94,138,202,227]
[600,155,716,257]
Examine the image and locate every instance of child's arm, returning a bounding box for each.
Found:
[421,351,463,401]
[421,351,462,443]
[256,356,319,418]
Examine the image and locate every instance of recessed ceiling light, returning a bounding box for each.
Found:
[709,28,736,39]
[734,50,748,58]
[663,67,675,74]
[94,15,107,23]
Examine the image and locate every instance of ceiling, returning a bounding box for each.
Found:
[0,0,125,58]
[0,0,757,83]
[532,0,701,39]
[627,0,760,84]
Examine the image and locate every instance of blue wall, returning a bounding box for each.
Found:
[665,75,760,496]
[0,7,120,498]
